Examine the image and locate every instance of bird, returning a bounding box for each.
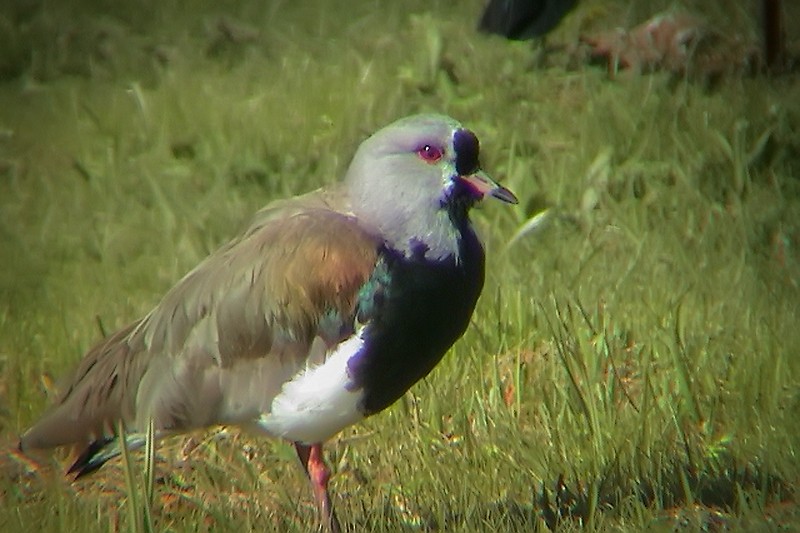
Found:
[479,0,578,40]
[18,113,517,531]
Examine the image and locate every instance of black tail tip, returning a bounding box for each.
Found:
[67,437,115,478]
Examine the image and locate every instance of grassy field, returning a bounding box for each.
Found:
[1,0,799,531]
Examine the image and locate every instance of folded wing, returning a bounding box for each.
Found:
[20,190,379,451]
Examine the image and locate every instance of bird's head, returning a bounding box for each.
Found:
[346,114,517,260]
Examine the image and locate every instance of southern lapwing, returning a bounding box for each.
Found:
[479,0,578,40]
[19,114,517,531]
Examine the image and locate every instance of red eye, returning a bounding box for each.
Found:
[417,144,443,163]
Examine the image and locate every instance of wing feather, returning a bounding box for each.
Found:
[20,190,379,450]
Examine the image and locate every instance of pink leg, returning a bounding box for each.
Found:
[294,442,341,533]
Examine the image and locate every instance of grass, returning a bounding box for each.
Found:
[1,0,799,531]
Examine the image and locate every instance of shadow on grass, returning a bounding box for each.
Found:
[532,462,792,530]
[364,461,794,531]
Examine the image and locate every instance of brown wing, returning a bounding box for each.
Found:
[20,190,379,450]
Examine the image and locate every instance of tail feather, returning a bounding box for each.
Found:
[67,434,148,478]
[19,321,144,453]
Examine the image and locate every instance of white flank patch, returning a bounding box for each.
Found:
[254,333,365,444]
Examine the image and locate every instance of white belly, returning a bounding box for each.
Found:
[253,333,366,444]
